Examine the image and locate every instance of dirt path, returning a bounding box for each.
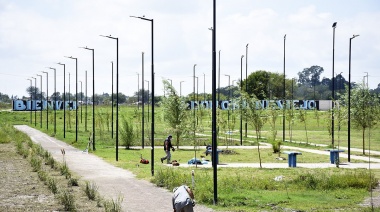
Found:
[15,125,213,212]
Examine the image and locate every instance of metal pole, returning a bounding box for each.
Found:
[283,34,286,143]
[85,70,88,131]
[32,77,36,126]
[42,71,49,130]
[348,34,359,162]
[80,47,95,150]
[111,61,114,138]
[331,22,337,147]
[145,80,149,122]
[27,79,32,124]
[80,80,83,123]
[37,74,42,128]
[212,0,218,203]
[137,72,140,110]
[57,63,65,137]
[245,44,248,138]
[142,52,145,149]
[240,55,244,146]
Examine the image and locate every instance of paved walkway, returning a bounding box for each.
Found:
[15,125,213,212]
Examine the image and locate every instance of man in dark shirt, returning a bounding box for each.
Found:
[161,135,174,164]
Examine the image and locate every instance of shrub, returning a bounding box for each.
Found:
[30,155,42,172]
[60,162,71,179]
[37,170,48,182]
[119,116,135,149]
[47,177,58,194]
[59,189,76,211]
[68,178,79,187]
[103,195,123,212]
[84,181,98,200]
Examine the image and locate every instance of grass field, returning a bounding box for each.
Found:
[2,105,380,211]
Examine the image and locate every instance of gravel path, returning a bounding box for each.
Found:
[15,125,213,212]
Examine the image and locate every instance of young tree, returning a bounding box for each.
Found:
[120,116,135,149]
[241,93,267,168]
[161,80,190,149]
[345,84,380,154]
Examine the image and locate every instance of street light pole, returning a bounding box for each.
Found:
[31,76,37,127]
[130,15,155,176]
[145,80,149,122]
[48,67,57,135]
[42,71,49,130]
[100,35,118,160]
[65,57,78,141]
[348,34,359,162]
[85,70,88,131]
[37,74,43,128]
[283,34,286,143]
[245,44,248,138]
[57,63,65,137]
[27,79,32,124]
[137,72,140,109]
[80,80,83,123]
[111,61,114,138]
[142,52,145,149]
[80,46,95,150]
[240,55,244,146]
[331,22,337,147]
[225,74,230,139]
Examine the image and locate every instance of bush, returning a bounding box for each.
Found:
[68,178,79,187]
[119,116,135,149]
[37,170,48,182]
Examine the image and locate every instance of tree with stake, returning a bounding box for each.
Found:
[242,92,267,168]
[161,80,190,149]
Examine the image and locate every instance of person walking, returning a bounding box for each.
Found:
[161,135,174,164]
[172,185,195,212]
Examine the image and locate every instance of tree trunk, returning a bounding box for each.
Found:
[256,129,262,168]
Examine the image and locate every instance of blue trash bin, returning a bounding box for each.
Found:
[283,151,302,167]
[326,149,344,164]
[207,148,222,164]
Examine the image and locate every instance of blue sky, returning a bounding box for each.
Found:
[0,0,379,98]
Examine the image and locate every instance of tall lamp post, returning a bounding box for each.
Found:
[145,80,149,122]
[27,79,32,124]
[211,0,217,203]
[65,56,78,142]
[80,46,95,150]
[193,64,197,168]
[245,44,248,138]
[80,80,83,123]
[283,34,286,143]
[331,22,337,147]
[240,55,244,146]
[48,67,57,135]
[225,74,230,138]
[37,74,43,128]
[57,63,66,138]
[31,76,37,126]
[130,15,155,176]
[111,61,114,138]
[141,52,145,149]
[85,70,88,131]
[348,34,359,162]
[100,35,118,160]
[136,72,140,109]
[42,71,49,130]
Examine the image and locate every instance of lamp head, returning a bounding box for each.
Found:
[352,34,359,39]
[332,22,337,28]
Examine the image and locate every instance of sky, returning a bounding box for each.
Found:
[0,0,379,99]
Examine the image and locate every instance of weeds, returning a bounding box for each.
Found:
[84,181,98,200]
[30,155,42,172]
[59,189,76,211]
[103,194,123,212]
[47,177,58,194]
[60,162,71,179]
[68,178,79,187]
[37,170,48,182]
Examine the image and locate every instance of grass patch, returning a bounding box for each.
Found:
[84,181,98,200]
[59,189,76,211]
